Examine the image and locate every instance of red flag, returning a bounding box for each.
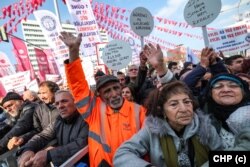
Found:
[7,5,12,18]
[34,48,50,80]
[11,37,35,80]
[0,81,6,97]
[43,49,60,75]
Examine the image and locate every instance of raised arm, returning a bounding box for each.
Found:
[144,43,174,84]
[60,32,94,122]
[59,32,82,62]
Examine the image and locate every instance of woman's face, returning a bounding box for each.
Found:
[163,93,193,132]
[122,87,133,101]
[211,80,243,106]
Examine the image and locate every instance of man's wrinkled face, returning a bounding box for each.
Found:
[99,82,123,110]
[3,100,23,118]
[55,92,76,119]
[117,74,126,86]
[128,65,138,78]
[38,86,55,104]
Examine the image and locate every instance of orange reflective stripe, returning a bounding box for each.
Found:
[134,103,140,131]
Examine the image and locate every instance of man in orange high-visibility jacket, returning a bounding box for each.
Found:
[60,32,146,167]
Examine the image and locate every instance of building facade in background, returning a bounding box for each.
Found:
[21,20,108,72]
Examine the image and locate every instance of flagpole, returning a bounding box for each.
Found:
[7,33,45,51]
[54,0,62,23]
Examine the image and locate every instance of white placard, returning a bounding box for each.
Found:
[0,71,31,94]
[207,24,250,54]
[130,7,154,36]
[34,10,67,77]
[96,42,107,65]
[184,0,221,27]
[102,40,132,70]
[66,0,101,57]
[27,79,39,92]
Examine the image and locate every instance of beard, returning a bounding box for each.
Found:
[109,96,123,110]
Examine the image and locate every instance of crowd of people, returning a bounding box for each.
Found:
[0,31,250,167]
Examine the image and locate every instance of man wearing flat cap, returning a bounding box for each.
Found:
[0,92,38,154]
[60,31,146,167]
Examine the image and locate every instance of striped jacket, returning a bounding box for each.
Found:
[65,58,146,167]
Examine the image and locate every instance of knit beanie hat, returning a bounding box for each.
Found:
[209,73,246,89]
[1,92,23,106]
[96,75,119,92]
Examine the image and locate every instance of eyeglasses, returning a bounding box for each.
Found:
[212,82,241,89]
[129,68,138,72]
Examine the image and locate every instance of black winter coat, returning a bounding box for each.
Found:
[18,111,88,166]
[0,101,38,154]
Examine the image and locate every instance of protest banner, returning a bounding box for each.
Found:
[0,71,31,94]
[66,0,101,58]
[207,24,250,54]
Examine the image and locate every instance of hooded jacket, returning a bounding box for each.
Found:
[114,111,222,167]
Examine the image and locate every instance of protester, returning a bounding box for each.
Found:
[129,51,155,104]
[17,90,89,167]
[114,81,221,166]
[0,92,38,154]
[60,31,146,167]
[224,55,244,74]
[200,73,250,150]
[168,61,178,72]
[121,85,135,102]
[143,43,176,90]
[168,61,180,79]
[22,90,40,102]
[9,81,59,153]
[94,70,105,82]
[127,64,139,84]
[183,47,228,96]
[0,106,9,139]
[116,71,126,86]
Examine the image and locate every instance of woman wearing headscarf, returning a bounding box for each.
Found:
[199,73,250,150]
[114,81,221,167]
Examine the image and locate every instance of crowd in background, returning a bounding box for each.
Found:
[0,32,250,167]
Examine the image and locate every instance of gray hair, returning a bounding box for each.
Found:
[55,90,74,100]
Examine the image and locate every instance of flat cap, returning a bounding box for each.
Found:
[96,75,119,91]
